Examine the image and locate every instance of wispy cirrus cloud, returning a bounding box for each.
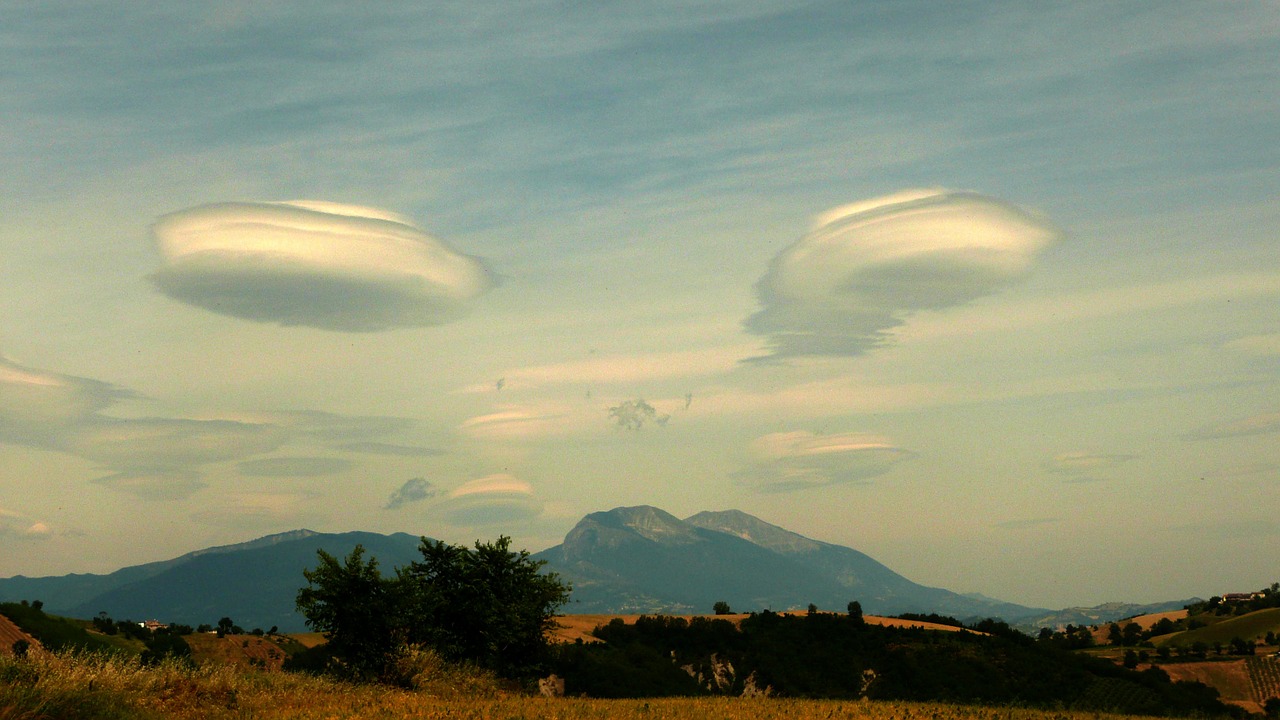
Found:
[150,201,494,331]
[734,430,913,494]
[744,190,1059,361]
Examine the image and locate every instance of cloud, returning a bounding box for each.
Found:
[0,356,285,495]
[457,346,752,393]
[288,410,417,444]
[92,470,207,500]
[434,474,543,525]
[1187,412,1280,440]
[150,201,494,331]
[0,507,53,540]
[384,477,436,510]
[237,456,354,477]
[190,491,322,529]
[460,407,573,440]
[337,441,444,457]
[734,431,913,493]
[608,398,670,431]
[744,190,1059,360]
[994,517,1062,530]
[1045,452,1136,483]
[1224,334,1280,358]
[0,356,130,447]
[67,417,284,469]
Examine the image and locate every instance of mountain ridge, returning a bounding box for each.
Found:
[534,505,1049,619]
[0,506,1199,633]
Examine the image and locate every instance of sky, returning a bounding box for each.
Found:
[1,1,1277,611]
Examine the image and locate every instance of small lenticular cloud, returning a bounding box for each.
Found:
[435,474,543,525]
[734,430,913,493]
[745,189,1059,360]
[150,201,494,331]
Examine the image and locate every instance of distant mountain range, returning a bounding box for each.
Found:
[0,506,1196,632]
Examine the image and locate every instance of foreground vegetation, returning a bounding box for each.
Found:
[1,648,1197,720]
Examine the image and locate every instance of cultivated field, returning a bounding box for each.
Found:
[548,613,970,643]
[1159,659,1263,714]
[0,648,1185,720]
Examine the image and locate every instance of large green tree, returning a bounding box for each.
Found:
[295,545,404,680]
[398,535,570,678]
[296,536,569,681]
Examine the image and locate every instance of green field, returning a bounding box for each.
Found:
[1157,608,1280,647]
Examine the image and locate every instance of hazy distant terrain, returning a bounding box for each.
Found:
[0,506,1211,632]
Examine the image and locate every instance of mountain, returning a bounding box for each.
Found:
[0,530,424,632]
[1,506,1196,632]
[534,506,1049,619]
[1011,599,1201,633]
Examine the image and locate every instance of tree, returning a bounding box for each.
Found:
[296,536,570,682]
[295,545,403,680]
[713,601,732,615]
[847,601,865,626]
[397,535,570,677]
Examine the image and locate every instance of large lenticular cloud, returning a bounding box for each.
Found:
[150,201,494,331]
[745,189,1059,360]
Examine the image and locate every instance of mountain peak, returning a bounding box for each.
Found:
[186,529,321,559]
[594,506,702,544]
[685,509,823,555]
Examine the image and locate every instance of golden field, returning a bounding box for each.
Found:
[0,647,1181,720]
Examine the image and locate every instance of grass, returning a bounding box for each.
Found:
[1158,608,1280,647]
[0,647,1195,720]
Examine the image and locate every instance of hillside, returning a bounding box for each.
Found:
[534,506,1045,619]
[0,531,425,633]
[1015,600,1200,634]
[1156,608,1280,647]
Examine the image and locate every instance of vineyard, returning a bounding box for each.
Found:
[1247,656,1280,703]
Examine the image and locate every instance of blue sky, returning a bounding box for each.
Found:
[1,2,1277,609]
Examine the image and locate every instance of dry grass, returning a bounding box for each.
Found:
[0,647,1196,720]
[1159,659,1260,715]
[184,633,294,671]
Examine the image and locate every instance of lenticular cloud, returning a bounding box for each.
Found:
[745,189,1059,360]
[150,201,494,331]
